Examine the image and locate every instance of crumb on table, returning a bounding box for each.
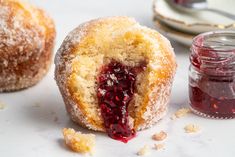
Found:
[0,102,5,110]
[154,143,165,150]
[171,108,191,119]
[184,124,201,133]
[62,128,95,154]
[170,115,177,120]
[152,131,167,141]
[137,145,150,156]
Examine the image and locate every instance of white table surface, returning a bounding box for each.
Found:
[0,0,234,157]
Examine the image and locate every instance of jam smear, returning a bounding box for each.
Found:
[97,60,146,143]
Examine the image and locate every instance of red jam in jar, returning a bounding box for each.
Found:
[189,31,235,119]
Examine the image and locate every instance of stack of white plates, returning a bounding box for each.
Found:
[153,0,235,46]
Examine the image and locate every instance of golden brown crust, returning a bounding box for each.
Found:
[133,32,177,130]
[55,17,176,132]
[0,0,56,92]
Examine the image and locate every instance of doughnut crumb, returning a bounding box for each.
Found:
[0,102,5,110]
[184,124,201,133]
[137,145,150,156]
[62,128,95,154]
[154,143,165,150]
[171,108,191,119]
[152,131,167,141]
[170,115,177,120]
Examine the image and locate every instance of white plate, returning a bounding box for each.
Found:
[153,0,235,34]
[154,20,194,46]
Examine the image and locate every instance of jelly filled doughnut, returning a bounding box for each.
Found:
[55,17,176,142]
[0,0,56,92]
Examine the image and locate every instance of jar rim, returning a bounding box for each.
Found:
[192,30,235,52]
[191,31,235,75]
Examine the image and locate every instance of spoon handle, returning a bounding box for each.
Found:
[206,8,235,20]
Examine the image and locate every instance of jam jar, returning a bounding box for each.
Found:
[189,31,235,119]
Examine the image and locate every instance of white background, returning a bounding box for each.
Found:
[0,0,234,157]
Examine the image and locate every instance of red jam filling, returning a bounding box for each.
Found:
[189,35,235,118]
[97,60,146,143]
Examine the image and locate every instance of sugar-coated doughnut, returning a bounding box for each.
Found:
[55,17,176,142]
[0,0,56,92]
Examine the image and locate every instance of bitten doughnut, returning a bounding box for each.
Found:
[55,17,176,142]
[0,0,56,92]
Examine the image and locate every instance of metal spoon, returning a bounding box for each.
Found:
[170,0,235,20]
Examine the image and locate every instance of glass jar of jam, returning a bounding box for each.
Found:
[189,31,235,119]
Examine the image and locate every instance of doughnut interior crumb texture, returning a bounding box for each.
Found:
[55,17,177,131]
[0,0,56,92]
[137,145,150,156]
[152,131,167,141]
[62,128,95,154]
[154,143,165,150]
[184,124,201,133]
[174,108,191,118]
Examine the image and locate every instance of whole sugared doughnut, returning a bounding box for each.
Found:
[0,0,56,92]
[55,17,176,142]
